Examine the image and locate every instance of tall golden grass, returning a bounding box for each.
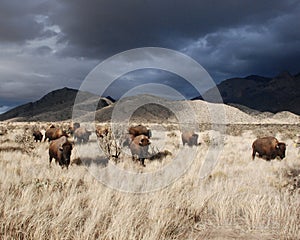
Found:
[0,122,299,239]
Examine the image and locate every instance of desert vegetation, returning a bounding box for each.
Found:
[0,121,299,239]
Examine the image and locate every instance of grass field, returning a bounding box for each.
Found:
[0,122,299,239]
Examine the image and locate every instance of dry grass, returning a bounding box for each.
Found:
[0,122,299,239]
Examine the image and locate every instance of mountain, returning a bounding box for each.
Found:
[0,87,113,121]
[202,71,300,115]
[1,70,300,122]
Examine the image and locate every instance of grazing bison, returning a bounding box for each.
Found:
[49,136,73,169]
[68,122,80,135]
[130,134,151,167]
[252,136,286,161]
[181,131,199,146]
[74,127,92,143]
[95,126,109,138]
[32,130,43,142]
[128,125,152,140]
[44,127,69,142]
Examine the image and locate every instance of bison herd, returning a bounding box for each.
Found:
[25,122,294,169]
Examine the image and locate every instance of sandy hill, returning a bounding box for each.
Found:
[76,95,300,124]
[1,89,299,124]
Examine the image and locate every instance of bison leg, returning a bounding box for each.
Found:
[252,149,256,160]
[139,158,146,167]
[49,156,53,167]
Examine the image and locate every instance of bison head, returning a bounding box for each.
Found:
[276,142,286,159]
[139,137,151,146]
[59,143,73,167]
[189,134,199,146]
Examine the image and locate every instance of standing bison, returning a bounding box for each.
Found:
[128,125,152,139]
[44,127,68,142]
[33,130,43,142]
[130,134,151,167]
[181,131,199,146]
[252,136,286,160]
[74,127,92,143]
[49,136,73,169]
[68,122,80,135]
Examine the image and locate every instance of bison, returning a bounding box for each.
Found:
[181,131,199,146]
[49,136,73,169]
[74,127,92,143]
[130,134,151,167]
[44,127,69,142]
[252,136,286,161]
[95,125,109,138]
[32,130,43,142]
[68,122,80,135]
[128,125,152,140]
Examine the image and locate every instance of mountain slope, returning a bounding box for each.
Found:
[0,87,112,121]
[202,71,300,115]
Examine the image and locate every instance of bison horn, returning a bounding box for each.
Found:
[276,144,279,149]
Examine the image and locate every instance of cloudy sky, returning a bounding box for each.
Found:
[1,0,300,113]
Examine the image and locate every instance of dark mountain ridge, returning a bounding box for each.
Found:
[1,71,299,121]
[202,71,300,115]
[0,87,112,121]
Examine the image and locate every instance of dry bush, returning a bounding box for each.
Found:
[0,122,299,239]
[96,126,122,162]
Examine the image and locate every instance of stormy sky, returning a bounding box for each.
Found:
[1,0,300,113]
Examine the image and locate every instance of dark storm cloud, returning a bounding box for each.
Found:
[1,0,300,112]
[0,0,55,43]
[48,0,297,58]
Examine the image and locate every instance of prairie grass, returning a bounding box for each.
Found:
[0,122,299,239]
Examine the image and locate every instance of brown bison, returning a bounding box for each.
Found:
[252,136,286,161]
[128,125,152,140]
[49,136,73,169]
[32,130,43,142]
[74,127,92,143]
[44,127,69,142]
[95,126,109,138]
[68,122,80,135]
[130,134,151,167]
[181,131,199,146]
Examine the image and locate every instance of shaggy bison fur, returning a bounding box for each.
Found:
[74,127,92,143]
[128,125,152,140]
[32,130,43,142]
[181,131,199,146]
[130,134,151,167]
[49,136,73,169]
[44,127,68,142]
[252,136,286,161]
[68,122,80,135]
